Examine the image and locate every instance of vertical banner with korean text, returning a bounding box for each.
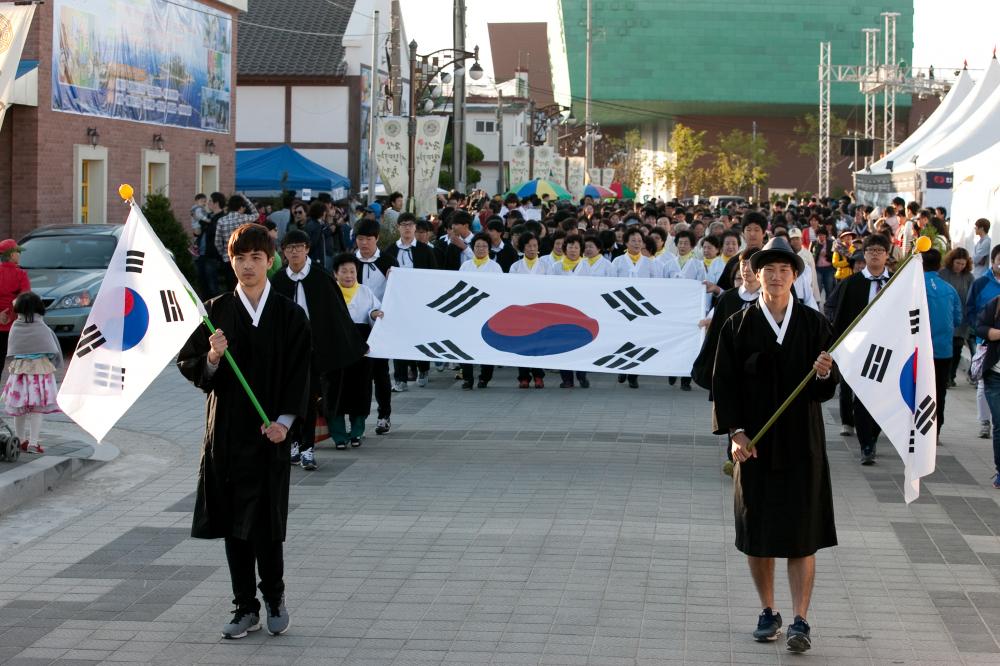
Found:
[532,146,553,182]
[509,146,530,189]
[567,157,586,200]
[589,168,603,186]
[414,116,446,217]
[549,155,567,188]
[602,168,616,189]
[374,117,409,198]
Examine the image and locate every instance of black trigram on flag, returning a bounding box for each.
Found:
[601,287,661,321]
[861,344,893,383]
[909,309,920,334]
[426,281,490,317]
[914,394,936,436]
[93,363,125,390]
[594,342,659,370]
[75,324,106,358]
[125,250,145,274]
[160,290,184,322]
[414,340,472,362]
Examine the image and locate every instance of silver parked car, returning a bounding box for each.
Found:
[18,225,122,339]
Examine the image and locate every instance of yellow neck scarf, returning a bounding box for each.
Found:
[722,252,735,262]
[525,256,538,270]
[587,255,601,266]
[704,256,715,268]
[473,255,490,268]
[339,283,359,304]
[655,248,666,257]
[627,251,642,265]
[678,252,692,267]
[562,256,582,272]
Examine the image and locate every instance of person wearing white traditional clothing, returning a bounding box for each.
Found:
[583,235,612,277]
[550,235,591,388]
[459,234,500,389]
[508,233,548,388]
[675,230,707,282]
[611,227,659,280]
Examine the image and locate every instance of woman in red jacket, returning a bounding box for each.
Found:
[0,239,31,360]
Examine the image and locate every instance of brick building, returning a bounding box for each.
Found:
[0,0,243,240]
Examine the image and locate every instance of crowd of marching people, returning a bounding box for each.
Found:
[186,188,994,476]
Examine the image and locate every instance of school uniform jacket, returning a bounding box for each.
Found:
[383,240,438,270]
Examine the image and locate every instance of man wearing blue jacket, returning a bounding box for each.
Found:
[967,244,1000,439]
[923,250,962,441]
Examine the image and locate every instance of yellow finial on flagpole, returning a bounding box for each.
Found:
[118,184,134,202]
[914,235,932,253]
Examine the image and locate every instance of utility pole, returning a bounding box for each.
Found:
[751,120,758,202]
[452,0,467,194]
[528,99,535,178]
[367,10,380,204]
[406,40,418,213]
[584,0,593,170]
[390,0,402,114]
[497,91,504,195]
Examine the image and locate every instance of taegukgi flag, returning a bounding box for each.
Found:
[830,256,936,503]
[57,202,204,442]
[367,268,706,377]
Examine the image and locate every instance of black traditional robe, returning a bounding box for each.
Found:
[177,291,311,542]
[712,300,839,558]
[692,287,758,392]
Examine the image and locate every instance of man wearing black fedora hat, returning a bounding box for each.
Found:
[711,235,839,653]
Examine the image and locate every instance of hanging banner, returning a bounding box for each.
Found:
[549,155,567,188]
[413,116,446,218]
[532,146,553,181]
[567,157,586,200]
[603,168,616,188]
[0,4,35,130]
[374,116,409,199]
[509,146,530,188]
[589,168,603,186]
[368,269,706,377]
[52,0,232,132]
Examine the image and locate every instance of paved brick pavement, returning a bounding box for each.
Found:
[0,364,996,665]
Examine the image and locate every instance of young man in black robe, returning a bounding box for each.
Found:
[271,229,365,471]
[178,224,311,640]
[712,236,838,653]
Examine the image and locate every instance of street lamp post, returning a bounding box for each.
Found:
[404,40,483,214]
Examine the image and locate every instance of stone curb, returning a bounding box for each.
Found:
[0,443,120,516]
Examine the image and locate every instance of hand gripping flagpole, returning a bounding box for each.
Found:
[117,184,271,429]
[722,235,933,476]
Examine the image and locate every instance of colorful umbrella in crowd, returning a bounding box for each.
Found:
[584,184,618,199]
[510,179,573,200]
[610,182,637,199]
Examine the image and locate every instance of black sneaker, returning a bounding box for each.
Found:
[617,374,626,384]
[477,379,489,389]
[860,446,876,465]
[753,607,782,642]
[785,615,811,652]
[350,437,362,448]
[680,378,692,392]
[462,380,474,390]
[222,607,261,639]
[579,378,590,388]
[628,376,639,389]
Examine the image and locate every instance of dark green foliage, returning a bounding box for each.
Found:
[141,194,197,286]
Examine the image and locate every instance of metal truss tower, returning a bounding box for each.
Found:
[819,41,831,198]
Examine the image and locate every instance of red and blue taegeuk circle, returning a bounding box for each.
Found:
[121,287,150,351]
[480,303,599,356]
[898,349,918,413]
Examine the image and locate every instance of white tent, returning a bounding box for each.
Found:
[854,64,989,207]
[949,139,1000,253]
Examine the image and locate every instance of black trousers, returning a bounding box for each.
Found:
[839,380,855,427]
[853,397,881,451]
[935,357,951,433]
[393,359,430,382]
[371,358,391,419]
[224,529,284,612]
[518,368,545,380]
[462,364,494,383]
[559,370,586,384]
[291,371,325,453]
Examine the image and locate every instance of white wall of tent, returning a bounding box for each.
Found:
[854,56,1000,254]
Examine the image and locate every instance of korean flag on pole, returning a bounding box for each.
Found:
[57,201,204,443]
[830,256,936,503]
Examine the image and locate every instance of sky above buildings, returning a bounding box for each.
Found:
[400,0,1000,99]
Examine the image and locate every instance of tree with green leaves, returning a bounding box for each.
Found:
[439,142,484,191]
[791,113,850,158]
[657,123,709,197]
[141,194,197,287]
[710,129,776,197]
[605,128,646,192]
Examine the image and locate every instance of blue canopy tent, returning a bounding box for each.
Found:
[235,145,350,196]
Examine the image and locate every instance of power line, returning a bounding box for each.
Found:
[157,0,377,38]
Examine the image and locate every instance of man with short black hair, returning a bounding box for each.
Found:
[355,219,397,432]
[974,218,992,278]
[433,211,474,270]
[486,218,518,272]
[718,212,767,292]
[383,192,403,228]
[832,233,892,464]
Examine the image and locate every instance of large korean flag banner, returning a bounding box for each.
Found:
[58,202,203,442]
[830,257,936,503]
[368,269,706,377]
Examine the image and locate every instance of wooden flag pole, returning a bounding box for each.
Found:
[722,236,932,476]
[118,184,271,429]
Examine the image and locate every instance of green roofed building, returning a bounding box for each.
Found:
[557,0,916,197]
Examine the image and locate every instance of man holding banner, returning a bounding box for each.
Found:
[712,237,838,653]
